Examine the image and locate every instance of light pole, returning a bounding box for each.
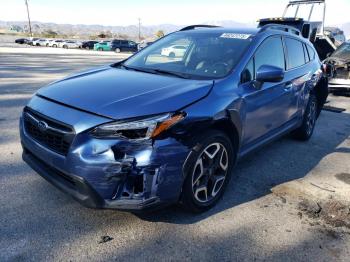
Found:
[138,18,141,42]
[24,0,33,37]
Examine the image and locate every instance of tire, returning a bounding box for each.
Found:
[98,47,103,51]
[53,44,57,48]
[115,48,121,53]
[169,52,175,58]
[292,93,318,141]
[180,130,235,213]
[63,45,68,49]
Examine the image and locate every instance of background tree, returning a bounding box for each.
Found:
[155,30,165,38]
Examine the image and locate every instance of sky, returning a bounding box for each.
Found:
[1,0,349,26]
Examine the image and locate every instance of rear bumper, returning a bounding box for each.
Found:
[329,79,350,92]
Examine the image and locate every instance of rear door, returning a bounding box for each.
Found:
[240,36,296,147]
[283,37,313,118]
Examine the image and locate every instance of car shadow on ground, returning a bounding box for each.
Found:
[136,110,350,224]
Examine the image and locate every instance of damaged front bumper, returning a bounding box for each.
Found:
[20,101,190,211]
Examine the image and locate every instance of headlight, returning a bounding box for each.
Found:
[91,113,185,140]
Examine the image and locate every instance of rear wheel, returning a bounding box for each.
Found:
[292,93,318,141]
[53,44,57,48]
[98,47,103,51]
[181,130,235,213]
[63,45,68,49]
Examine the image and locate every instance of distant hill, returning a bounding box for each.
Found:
[1,20,349,40]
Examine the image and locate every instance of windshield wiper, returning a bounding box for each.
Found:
[152,69,190,79]
[120,64,154,74]
[121,64,190,79]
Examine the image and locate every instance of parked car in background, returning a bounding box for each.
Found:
[15,38,29,44]
[82,41,98,50]
[33,39,48,46]
[27,38,40,46]
[111,39,138,52]
[324,27,346,47]
[161,45,188,57]
[49,40,64,48]
[43,39,54,47]
[93,41,111,51]
[325,41,350,94]
[20,25,328,213]
[138,41,154,51]
[60,40,82,49]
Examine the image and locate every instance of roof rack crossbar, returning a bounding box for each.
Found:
[258,23,301,36]
[179,25,221,31]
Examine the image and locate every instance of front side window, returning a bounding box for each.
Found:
[255,36,285,71]
[285,37,306,69]
[124,31,253,79]
[241,36,285,84]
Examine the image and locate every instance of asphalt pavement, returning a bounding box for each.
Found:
[0,43,349,261]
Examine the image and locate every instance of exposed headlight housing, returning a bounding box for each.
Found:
[91,113,185,140]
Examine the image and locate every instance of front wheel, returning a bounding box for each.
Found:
[180,130,235,213]
[292,93,318,141]
[115,48,121,53]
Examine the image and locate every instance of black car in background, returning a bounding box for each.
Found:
[81,40,98,50]
[111,39,138,52]
[15,38,29,44]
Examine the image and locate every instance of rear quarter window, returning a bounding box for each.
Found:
[306,45,316,60]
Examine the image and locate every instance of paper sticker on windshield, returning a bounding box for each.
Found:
[220,33,251,39]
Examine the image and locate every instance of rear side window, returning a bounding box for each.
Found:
[306,45,315,60]
[255,36,285,71]
[285,38,306,69]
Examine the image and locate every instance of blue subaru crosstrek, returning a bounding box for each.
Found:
[20,25,328,212]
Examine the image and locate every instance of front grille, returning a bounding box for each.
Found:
[23,108,75,155]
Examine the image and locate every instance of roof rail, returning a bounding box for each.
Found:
[179,25,221,31]
[258,23,301,36]
[288,0,325,4]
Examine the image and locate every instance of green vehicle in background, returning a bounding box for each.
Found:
[93,41,111,51]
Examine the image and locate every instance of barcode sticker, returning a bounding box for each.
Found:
[220,33,251,39]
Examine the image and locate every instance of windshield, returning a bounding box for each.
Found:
[123,31,253,79]
[331,42,350,61]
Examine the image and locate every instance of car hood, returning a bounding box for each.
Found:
[37,66,213,119]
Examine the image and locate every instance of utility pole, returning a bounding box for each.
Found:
[24,0,33,37]
[138,18,141,42]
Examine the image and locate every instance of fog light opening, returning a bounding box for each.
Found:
[133,175,144,195]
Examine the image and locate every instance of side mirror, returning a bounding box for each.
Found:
[256,65,285,83]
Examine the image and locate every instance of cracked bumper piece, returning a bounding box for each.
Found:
[20,115,190,211]
[22,149,161,210]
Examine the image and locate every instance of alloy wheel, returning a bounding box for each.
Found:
[191,142,229,203]
[306,99,317,135]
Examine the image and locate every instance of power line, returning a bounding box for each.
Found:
[24,0,33,37]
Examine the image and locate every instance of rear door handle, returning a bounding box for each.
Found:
[284,82,293,90]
